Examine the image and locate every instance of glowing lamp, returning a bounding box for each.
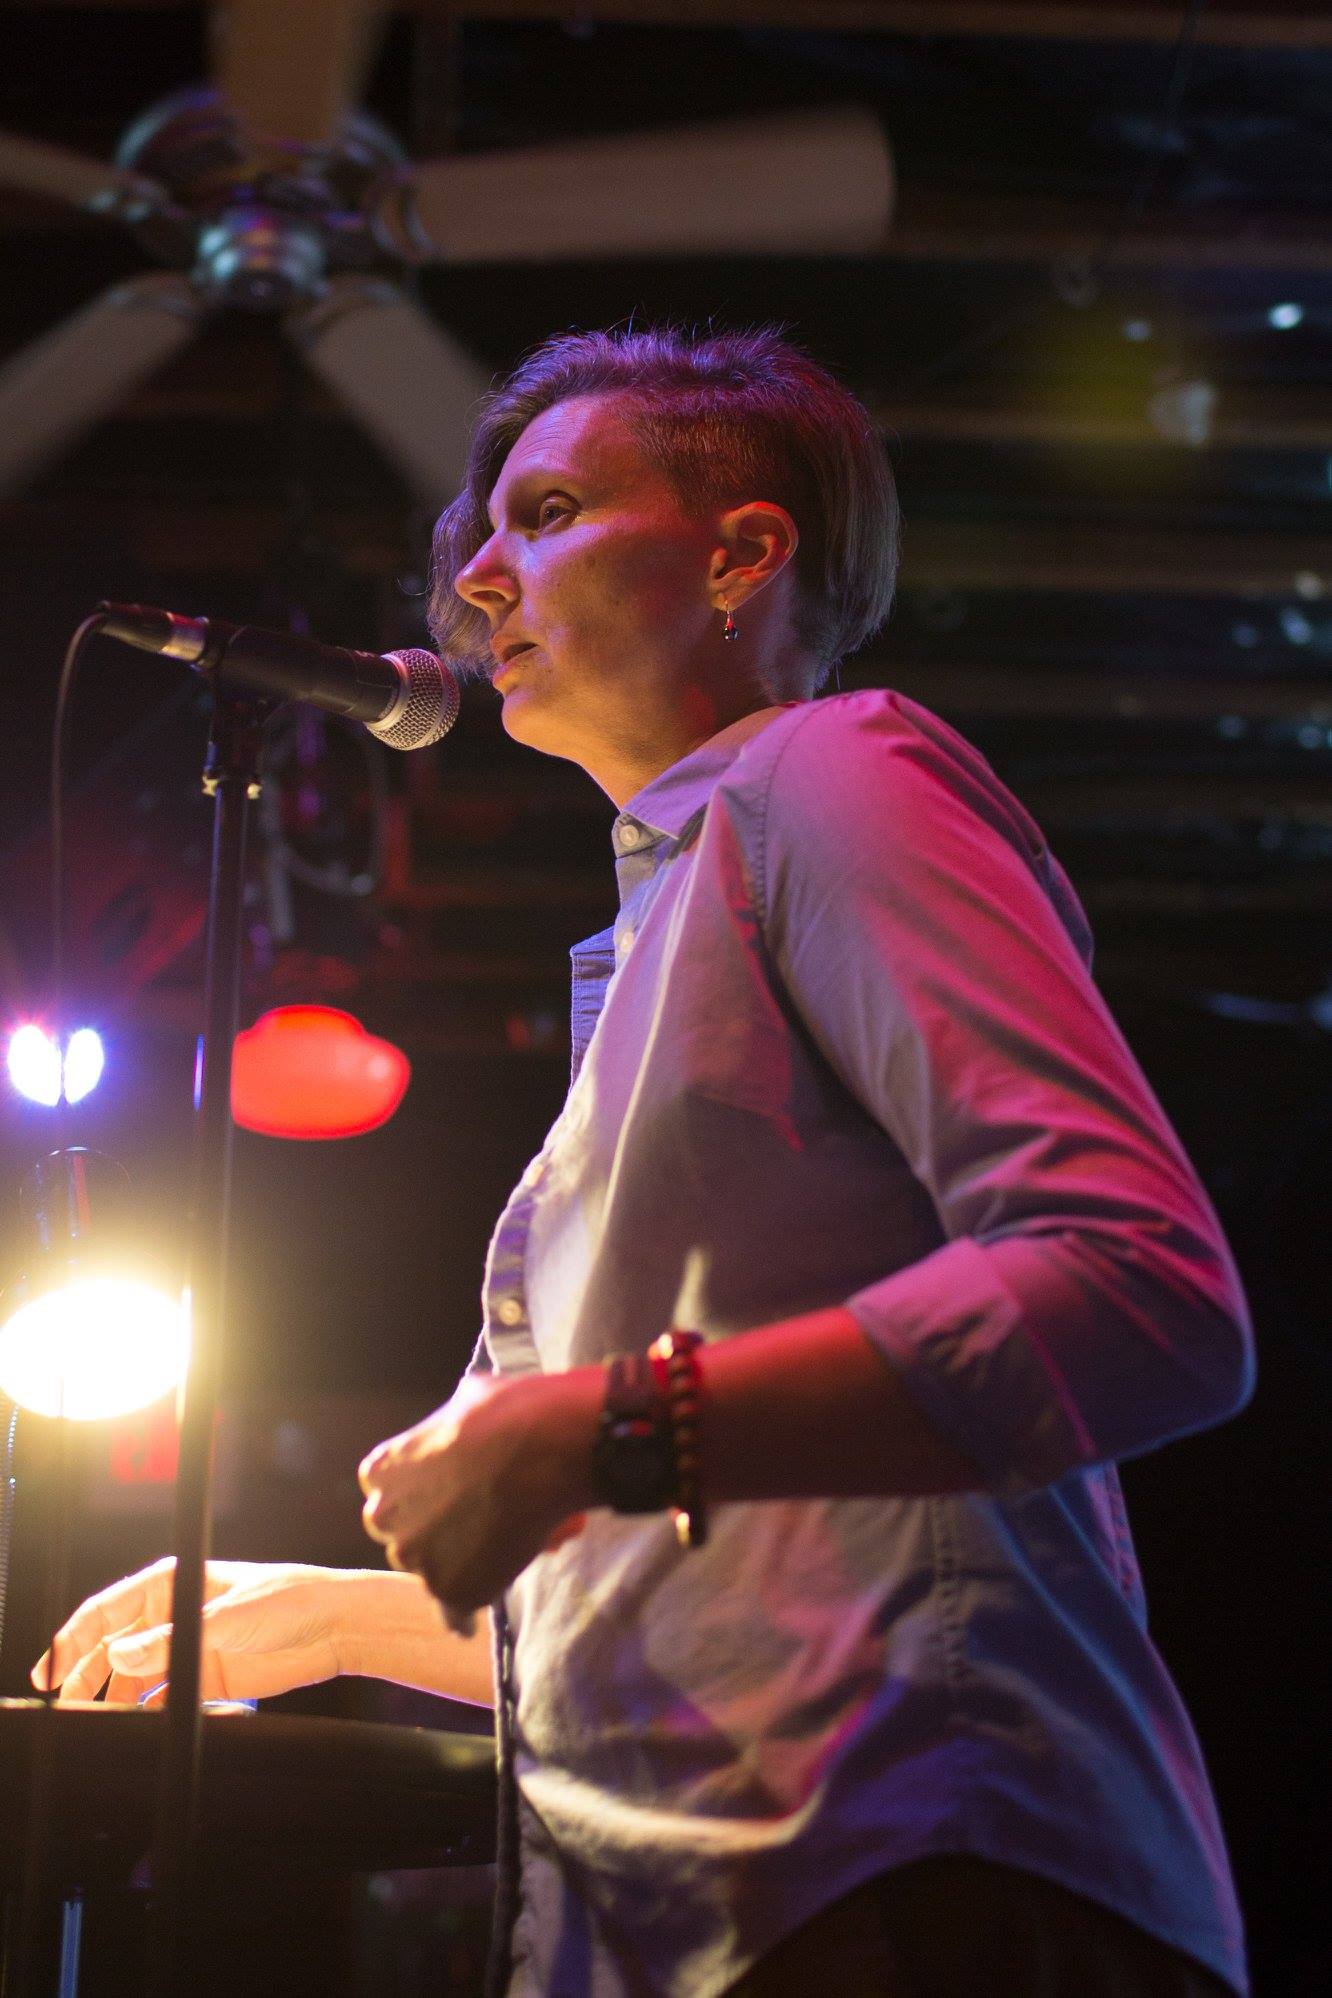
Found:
[231,1006,410,1139]
[0,1277,187,1421]
[0,1150,188,1421]
[63,1028,106,1103]
[7,1024,105,1105]
[8,1025,61,1105]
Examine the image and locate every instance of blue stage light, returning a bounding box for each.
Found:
[63,1028,105,1104]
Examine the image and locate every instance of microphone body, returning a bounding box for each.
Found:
[97,603,460,751]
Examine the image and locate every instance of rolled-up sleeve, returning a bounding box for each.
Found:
[756,695,1254,1495]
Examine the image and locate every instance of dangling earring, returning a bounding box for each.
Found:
[722,608,738,642]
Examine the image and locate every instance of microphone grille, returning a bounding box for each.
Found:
[371,649,462,751]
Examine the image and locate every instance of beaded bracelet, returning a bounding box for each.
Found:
[649,1328,708,1548]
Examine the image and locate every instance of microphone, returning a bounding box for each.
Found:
[96,602,461,752]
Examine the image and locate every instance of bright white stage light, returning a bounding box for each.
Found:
[63,1028,105,1104]
[6,1024,106,1105]
[8,1025,62,1106]
[0,1275,189,1420]
[1269,302,1304,330]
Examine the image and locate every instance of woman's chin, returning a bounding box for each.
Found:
[497,682,557,750]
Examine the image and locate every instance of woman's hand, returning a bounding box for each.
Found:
[359,1369,600,1629]
[31,1557,349,1707]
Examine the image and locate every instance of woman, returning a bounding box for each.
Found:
[39,327,1252,1997]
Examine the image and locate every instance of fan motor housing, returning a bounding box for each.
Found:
[196,208,327,309]
[115,84,405,300]
[116,85,404,200]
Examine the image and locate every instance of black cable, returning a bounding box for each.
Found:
[49,612,109,1168]
[0,1400,18,1666]
[484,1598,521,1998]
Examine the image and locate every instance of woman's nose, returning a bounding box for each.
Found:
[453,537,517,615]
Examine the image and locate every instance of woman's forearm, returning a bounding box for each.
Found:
[338,1569,494,1707]
[531,1306,982,1522]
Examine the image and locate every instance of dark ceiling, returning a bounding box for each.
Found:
[0,0,1329,1057]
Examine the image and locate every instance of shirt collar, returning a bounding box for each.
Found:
[613,705,792,853]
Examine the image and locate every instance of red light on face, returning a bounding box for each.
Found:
[231,1007,410,1139]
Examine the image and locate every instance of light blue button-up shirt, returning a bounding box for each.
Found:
[476,690,1253,1998]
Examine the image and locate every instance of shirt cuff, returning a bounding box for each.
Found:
[844,1235,1093,1498]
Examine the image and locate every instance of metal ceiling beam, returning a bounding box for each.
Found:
[1005,771,1332,820]
[882,664,1332,724]
[4,3,1331,54]
[454,2,1332,50]
[5,497,1327,599]
[37,370,1332,452]
[873,392,1332,453]
[0,355,1320,453]
[888,188,1332,273]
[901,519,1332,597]
[5,182,1329,279]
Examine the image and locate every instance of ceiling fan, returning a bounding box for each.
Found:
[0,0,893,510]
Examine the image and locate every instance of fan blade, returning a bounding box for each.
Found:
[0,128,167,225]
[0,273,206,498]
[286,278,489,508]
[376,106,894,265]
[212,0,386,150]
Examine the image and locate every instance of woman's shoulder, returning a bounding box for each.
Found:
[721,686,1092,968]
[725,685,996,797]
[719,685,1060,893]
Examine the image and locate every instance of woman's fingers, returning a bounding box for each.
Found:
[106,1624,171,1686]
[101,1633,231,1706]
[32,1556,175,1691]
[102,1630,231,1703]
[59,1638,113,1702]
[105,1670,163,1707]
[32,1561,344,1708]
[30,1557,264,1695]
[105,1584,340,1703]
[49,1624,162,1704]
[105,1625,232,1702]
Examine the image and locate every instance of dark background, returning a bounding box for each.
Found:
[0,4,1328,1992]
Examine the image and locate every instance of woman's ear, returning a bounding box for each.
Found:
[710,502,800,607]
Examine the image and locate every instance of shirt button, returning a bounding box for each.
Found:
[617,928,635,955]
[617,823,642,850]
[494,1297,524,1326]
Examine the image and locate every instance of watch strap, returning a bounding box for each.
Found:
[591,1350,676,1515]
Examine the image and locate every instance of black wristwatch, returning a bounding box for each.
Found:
[591,1350,677,1514]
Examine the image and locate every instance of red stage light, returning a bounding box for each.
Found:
[231,1006,410,1139]
[107,1399,181,1486]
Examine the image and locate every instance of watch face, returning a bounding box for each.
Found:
[620,1441,675,1511]
[594,1414,675,1514]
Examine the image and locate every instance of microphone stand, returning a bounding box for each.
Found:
[146,682,274,1998]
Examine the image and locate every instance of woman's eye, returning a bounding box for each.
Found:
[537,497,573,528]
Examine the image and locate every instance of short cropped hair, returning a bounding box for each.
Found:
[426,325,899,698]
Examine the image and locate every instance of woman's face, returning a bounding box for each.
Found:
[452,394,729,778]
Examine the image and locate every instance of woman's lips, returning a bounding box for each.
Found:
[493,643,536,685]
